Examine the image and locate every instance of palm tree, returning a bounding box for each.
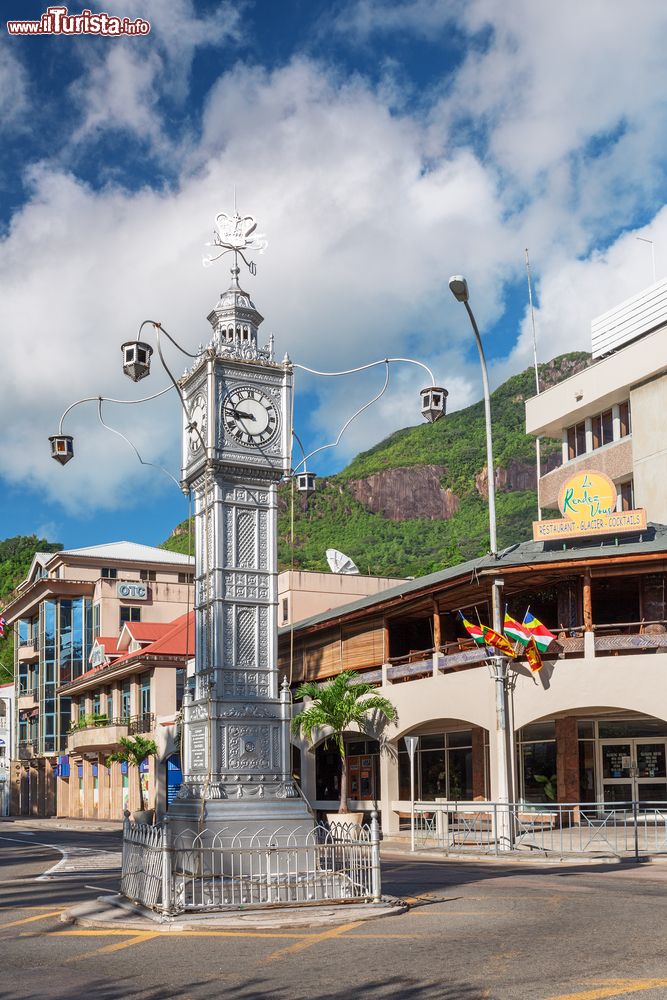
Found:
[107,735,157,815]
[292,670,397,814]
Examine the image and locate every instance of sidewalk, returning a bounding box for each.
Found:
[1,816,123,833]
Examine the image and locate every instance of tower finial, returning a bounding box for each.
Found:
[203,203,268,278]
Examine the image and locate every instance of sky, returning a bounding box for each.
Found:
[2,0,667,551]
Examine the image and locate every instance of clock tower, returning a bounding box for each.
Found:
[168,214,313,843]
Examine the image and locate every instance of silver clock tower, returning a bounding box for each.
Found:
[168,212,313,842]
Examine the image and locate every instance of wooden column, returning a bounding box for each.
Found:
[382,618,390,663]
[432,600,441,652]
[583,569,593,631]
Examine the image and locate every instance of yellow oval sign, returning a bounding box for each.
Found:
[558,469,617,520]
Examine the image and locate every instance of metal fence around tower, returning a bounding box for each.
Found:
[121,814,382,914]
[412,800,667,858]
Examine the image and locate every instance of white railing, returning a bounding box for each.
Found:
[413,801,667,858]
[121,813,382,914]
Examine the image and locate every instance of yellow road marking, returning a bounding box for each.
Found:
[54,928,307,940]
[65,932,161,962]
[54,927,418,941]
[0,910,61,930]
[544,979,667,1000]
[265,921,361,962]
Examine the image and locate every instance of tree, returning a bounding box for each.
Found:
[106,735,157,814]
[291,670,397,814]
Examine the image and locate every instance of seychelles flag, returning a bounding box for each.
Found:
[0,616,5,639]
[523,612,557,653]
[504,612,531,647]
[460,615,485,647]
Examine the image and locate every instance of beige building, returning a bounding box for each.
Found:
[3,541,193,816]
[57,612,193,821]
[525,279,667,522]
[277,570,404,627]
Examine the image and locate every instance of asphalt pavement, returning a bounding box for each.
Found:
[2,818,667,999]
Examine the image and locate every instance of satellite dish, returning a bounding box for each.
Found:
[326,548,360,575]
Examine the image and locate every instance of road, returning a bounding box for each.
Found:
[2,821,667,999]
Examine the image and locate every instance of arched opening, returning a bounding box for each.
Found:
[395,719,489,805]
[517,709,667,804]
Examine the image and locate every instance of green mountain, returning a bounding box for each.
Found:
[162,352,590,577]
[0,536,63,683]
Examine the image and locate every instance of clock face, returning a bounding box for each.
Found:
[188,394,207,453]
[222,386,279,447]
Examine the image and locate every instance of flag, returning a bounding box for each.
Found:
[0,617,5,639]
[525,636,543,673]
[460,615,485,647]
[481,625,517,658]
[523,612,557,653]
[504,612,531,647]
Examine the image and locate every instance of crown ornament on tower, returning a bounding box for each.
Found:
[203,208,268,275]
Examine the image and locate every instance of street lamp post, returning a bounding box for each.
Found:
[448,275,514,846]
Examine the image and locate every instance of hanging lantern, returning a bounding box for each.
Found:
[121,341,153,382]
[49,435,74,465]
[296,471,317,494]
[420,386,447,423]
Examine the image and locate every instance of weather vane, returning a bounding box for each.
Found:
[203,199,268,276]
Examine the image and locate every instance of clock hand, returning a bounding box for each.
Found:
[231,408,255,420]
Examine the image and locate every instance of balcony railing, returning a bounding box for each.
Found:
[17,741,36,760]
[129,713,155,735]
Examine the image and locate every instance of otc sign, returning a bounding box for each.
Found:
[532,469,647,541]
[116,581,148,600]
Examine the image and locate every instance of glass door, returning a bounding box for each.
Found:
[600,741,633,802]
[635,742,667,802]
[599,739,667,803]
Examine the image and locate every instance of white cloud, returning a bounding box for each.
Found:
[4,1,667,515]
[0,36,30,129]
[69,0,244,146]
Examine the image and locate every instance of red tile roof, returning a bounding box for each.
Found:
[114,611,195,665]
[94,636,120,656]
[124,622,174,642]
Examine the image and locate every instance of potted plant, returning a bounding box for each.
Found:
[292,670,397,830]
[107,734,157,824]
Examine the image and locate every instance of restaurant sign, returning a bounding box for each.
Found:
[532,469,647,541]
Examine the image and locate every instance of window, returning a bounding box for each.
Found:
[121,680,131,719]
[120,607,141,626]
[101,567,117,579]
[620,480,634,511]
[178,572,192,584]
[139,569,156,581]
[619,400,631,438]
[140,676,151,717]
[281,598,289,624]
[567,422,586,459]
[92,603,100,639]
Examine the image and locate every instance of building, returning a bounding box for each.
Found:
[280,526,667,833]
[2,542,193,816]
[0,682,14,816]
[56,611,194,820]
[526,279,667,524]
[277,570,404,627]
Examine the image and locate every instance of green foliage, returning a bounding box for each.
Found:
[535,773,557,801]
[292,671,397,812]
[69,713,109,732]
[106,735,157,812]
[0,535,63,684]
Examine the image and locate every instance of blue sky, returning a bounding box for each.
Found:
[2,0,667,552]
